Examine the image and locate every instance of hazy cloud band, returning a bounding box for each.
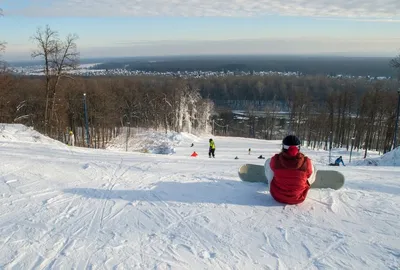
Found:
[7,0,400,19]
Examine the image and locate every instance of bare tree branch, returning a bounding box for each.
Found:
[30,25,58,75]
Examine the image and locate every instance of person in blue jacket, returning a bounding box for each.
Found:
[330,156,345,166]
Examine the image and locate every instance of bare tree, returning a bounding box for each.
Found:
[0,8,7,69]
[390,54,400,79]
[31,25,79,135]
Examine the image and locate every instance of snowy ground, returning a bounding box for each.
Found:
[0,124,399,269]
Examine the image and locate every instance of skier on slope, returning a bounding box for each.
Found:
[264,135,316,205]
[209,138,216,158]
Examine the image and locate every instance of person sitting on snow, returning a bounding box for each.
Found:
[332,156,345,166]
[264,135,316,205]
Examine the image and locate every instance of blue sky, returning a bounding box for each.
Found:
[1,0,400,61]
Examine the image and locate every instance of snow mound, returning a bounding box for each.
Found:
[354,147,400,166]
[106,128,201,154]
[0,123,66,146]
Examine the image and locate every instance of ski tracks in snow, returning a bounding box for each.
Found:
[82,158,128,269]
[1,141,400,269]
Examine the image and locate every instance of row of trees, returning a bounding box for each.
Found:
[286,82,399,155]
[1,75,214,147]
[213,80,400,155]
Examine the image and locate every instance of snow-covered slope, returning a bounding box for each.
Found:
[0,124,399,269]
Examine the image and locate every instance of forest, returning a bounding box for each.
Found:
[1,72,400,156]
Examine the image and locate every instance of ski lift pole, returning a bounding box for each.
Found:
[349,137,355,163]
[329,131,332,164]
[393,88,400,149]
[83,93,90,147]
[126,121,130,152]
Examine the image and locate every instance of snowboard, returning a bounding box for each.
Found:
[238,164,345,190]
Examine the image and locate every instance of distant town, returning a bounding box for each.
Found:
[7,63,392,81]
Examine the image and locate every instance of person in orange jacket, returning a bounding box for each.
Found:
[264,135,316,205]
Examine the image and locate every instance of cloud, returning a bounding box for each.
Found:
[8,0,400,19]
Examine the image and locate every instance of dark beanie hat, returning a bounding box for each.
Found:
[282,135,301,156]
[282,135,301,146]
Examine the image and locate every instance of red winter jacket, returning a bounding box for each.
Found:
[269,152,313,205]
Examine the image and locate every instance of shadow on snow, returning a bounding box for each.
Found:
[63,179,282,207]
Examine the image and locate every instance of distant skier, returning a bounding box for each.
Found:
[68,131,75,146]
[264,135,316,205]
[330,156,345,166]
[209,138,215,158]
[248,148,251,155]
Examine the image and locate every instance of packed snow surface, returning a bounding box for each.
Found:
[0,124,399,269]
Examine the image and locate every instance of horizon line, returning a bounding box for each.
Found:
[4,53,396,64]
